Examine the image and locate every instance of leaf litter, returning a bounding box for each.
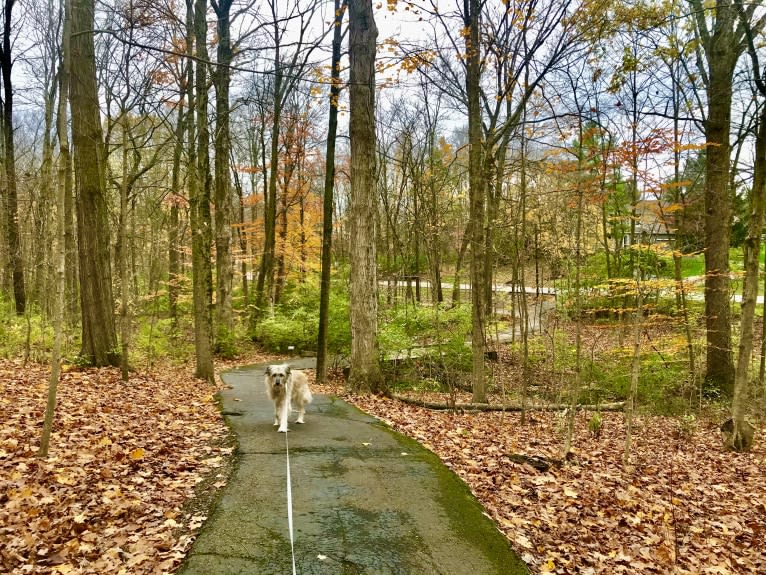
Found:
[3,355,765,575]
[0,358,231,575]
[346,393,766,575]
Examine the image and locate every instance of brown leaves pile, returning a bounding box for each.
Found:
[0,359,230,575]
[349,395,766,575]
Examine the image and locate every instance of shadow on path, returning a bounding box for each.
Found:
[178,361,528,575]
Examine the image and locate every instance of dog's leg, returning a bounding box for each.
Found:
[294,396,306,424]
[273,404,280,427]
[277,395,290,433]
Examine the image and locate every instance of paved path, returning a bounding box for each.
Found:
[178,360,527,575]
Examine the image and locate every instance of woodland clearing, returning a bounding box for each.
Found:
[1,355,764,575]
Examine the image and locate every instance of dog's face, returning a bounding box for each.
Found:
[265,364,291,390]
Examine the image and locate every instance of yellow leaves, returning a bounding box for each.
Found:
[541,557,556,572]
[130,447,146,460]
[400,50,436,74]
[55,473,77,486]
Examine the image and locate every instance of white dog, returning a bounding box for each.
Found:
[264,364,313,433]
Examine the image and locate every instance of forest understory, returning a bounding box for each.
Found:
[1,341,764,575]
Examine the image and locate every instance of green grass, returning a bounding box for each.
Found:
[679,254,705,277]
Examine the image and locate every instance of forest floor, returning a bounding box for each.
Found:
[342,392,766,575]
[2,351,765,575]
[0,353,274,575]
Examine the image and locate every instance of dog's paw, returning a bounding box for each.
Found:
[278,427,289,433]
[295,418,305,424]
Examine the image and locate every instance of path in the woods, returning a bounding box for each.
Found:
[178,359,527,575]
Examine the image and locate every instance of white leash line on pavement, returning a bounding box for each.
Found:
[285,432,297,575]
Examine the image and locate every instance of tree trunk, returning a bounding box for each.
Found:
[0,0,25,316]
[119,119,130,382]
[70,0,119,366]
[39,0,71,458]
[728,105,766,451]
[188,0,214,381]
[699,0,739,396]
[168,98,186,330]
[254,40,283,321]
[213,0,234,335]
[38,56,57,318]
[347,0,383,393]
[316,0,346,384]
[466,0,487,403]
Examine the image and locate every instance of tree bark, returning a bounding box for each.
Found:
[691,0,741,396]
[1,0,25,315]
[213,0,234,335]
[465,0,487,403]
[347,0,383,393]
[39,0,71,458]
[728,106,766,451]
[188,0,214,381]
[70,0,119,366]
[316,0,346,384]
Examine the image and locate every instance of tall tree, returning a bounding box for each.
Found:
[727,0,766,451]
[70,0,119,366]
[347,0,383,393]
[253,0,326,320]
[0,0,25,315]
[316,0,346,385]
[212,0,234,335]
[465,0,486,403]
[188,0,214,381]
[39,0,70,459]
[688,0,765,396]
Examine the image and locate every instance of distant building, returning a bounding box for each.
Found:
[622,198,675,247]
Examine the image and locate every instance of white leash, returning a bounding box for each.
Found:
[285,432,297,575]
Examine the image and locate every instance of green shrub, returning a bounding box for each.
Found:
[379,303,473,391]
[253,279,351,355]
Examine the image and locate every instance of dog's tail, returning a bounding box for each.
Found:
[301,385,313,405]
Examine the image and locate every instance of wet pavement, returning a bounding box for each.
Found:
[178,360,528,575]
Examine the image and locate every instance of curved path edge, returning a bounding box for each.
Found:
[178,360,528,575]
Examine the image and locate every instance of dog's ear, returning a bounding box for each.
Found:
[285,365,291,375]
[265,365,272,376]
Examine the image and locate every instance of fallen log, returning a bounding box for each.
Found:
[391,394,625,413]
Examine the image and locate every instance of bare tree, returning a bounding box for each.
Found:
[187,0,214,381]
[347,0,383,393]
[70,0,119,366]
[688,0,766,396]
[39,0,70,459]
[0,0,25,315]
[212,0,234,336]
[253,0,327,319]
[316,0,347,384]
